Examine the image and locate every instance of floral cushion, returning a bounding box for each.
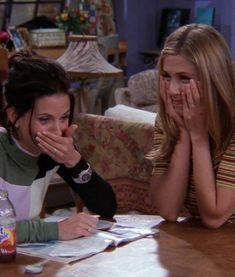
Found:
[45,113,157,214]
[75,113,157,213]
[109,178,158,214]
[76,113,154,182]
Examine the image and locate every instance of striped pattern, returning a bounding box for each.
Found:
[152,125,235,220]
[0,128,117,242]
[0,129,59,220]
[217,134,235,189]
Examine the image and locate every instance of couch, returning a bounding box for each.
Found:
[114,69,158,113]
[74,112,158,214]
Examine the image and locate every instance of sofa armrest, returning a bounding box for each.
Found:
[104,104,156,125]
[114,87,132,106]
[75,113,158,214]
[75,113,154,182]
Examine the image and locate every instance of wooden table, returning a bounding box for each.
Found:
[1,215,235,276]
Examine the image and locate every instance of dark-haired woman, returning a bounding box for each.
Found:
[0,53,117,243]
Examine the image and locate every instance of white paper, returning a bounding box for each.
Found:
[17,234,112,263]
[97,225,157,247]
[17,216,160,264]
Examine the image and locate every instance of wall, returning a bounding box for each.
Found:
[114,0,235,78]
[193,0,235,58]
[213,0,235,57]
[114,0,194,77]
[194,0,232,53]
[114,0,162,77]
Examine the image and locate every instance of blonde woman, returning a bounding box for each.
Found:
[150,23,235,228]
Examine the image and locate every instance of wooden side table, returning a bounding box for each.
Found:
[33,47,65,60]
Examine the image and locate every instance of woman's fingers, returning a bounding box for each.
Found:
[35,129,81,167]
[35,131,73,156]
[184,80,201,108]
[63,124,78,137]
[58,213,99,240]
[37,131,66,145]
[184,84,194,109]
[36,140,61,157]
[36,134,61,155]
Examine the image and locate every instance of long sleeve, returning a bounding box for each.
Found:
[16,218,58,243]
[57,158,117,218]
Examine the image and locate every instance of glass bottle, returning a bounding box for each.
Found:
[0,189,16,262]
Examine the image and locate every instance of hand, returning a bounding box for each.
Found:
[181,79,208,141]
[36,124,81,167]
[58,212,98,240]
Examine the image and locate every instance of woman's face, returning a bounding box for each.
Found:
[161,54,199,115]
[14,93,71,155]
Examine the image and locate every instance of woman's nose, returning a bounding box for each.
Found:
[168,79,181,95]
[52,122,63,136]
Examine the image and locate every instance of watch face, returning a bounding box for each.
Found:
[73,163,92,183]
[81,172,91,182]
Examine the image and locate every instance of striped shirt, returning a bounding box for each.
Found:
[0,129,117,242]
[152,123,235,220]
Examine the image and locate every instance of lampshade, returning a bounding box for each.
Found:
[57,35,123,80]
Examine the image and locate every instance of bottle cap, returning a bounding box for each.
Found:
[24,264,43,274]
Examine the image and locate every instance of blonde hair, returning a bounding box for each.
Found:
[154,23,235,160]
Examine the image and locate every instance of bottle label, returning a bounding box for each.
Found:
[0,225,16,255]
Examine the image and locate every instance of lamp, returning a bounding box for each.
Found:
[57,35,123,115]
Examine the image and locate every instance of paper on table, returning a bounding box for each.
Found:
[97,225,157,247]
[114,214,164,228]
[17,234,112,263]
[17,223,158,263]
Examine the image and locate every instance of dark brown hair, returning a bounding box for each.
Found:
[0,52,74,136]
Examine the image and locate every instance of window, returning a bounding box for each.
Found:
[0,0,65,30]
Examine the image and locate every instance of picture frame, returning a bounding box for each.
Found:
[157,8,191,48]
[195,7,215,26]
[7,26,26,51]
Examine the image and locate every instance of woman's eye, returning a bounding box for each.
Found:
[181,76,191,83]
[61,115,70,121]
[161,74,171,81]
[38,117,49,123]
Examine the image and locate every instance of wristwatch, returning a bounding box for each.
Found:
[72,163,92,184]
